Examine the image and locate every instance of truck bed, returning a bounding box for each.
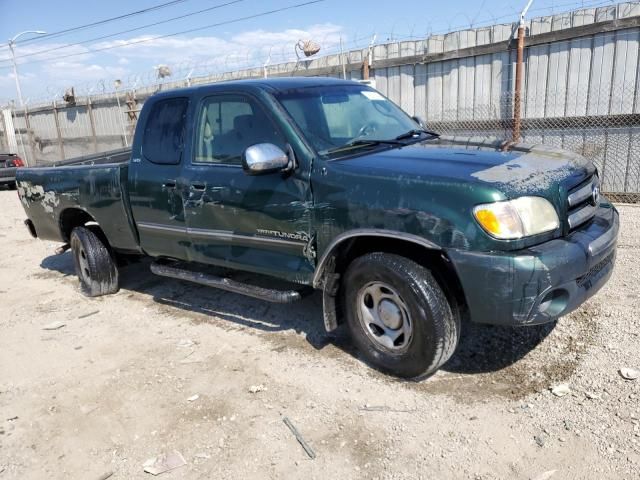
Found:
[43,147,131,168]
[16,147,140,252]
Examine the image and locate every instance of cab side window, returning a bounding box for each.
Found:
[195,95,285,165]
[142,97,188,165]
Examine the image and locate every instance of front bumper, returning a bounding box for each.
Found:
[448,204,619,326]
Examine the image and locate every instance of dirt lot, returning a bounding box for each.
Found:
[0,189,638,480]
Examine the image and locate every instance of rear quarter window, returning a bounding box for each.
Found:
[142,97,188,165]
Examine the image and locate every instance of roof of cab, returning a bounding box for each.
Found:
[152,76,359,99]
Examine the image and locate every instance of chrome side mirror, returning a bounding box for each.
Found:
[242,143,290,175]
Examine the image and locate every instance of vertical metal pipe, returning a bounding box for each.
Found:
[8,41,25,109]
[86,97,98,153]
[0,111,7,151]
[362,35,376,82]
[12,108,28,162]
[362,50,370,80]
[2,108,19,154]
[23,105,35,166]
[512,25,525,143]
[340,36,347,79]
[114,89,129,147]
[52,101,65,160]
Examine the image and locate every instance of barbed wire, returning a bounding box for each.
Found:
[9,31,373,106]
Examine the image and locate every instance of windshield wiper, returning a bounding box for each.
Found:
[394,129,440,141]
[323,138,404,155]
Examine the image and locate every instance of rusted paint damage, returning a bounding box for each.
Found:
[42,191,60,213]
[16,181,59,213]
[471,144,590,193]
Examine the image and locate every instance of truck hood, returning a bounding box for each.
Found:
[335,138,595,198]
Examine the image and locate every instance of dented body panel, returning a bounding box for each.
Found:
[16,77,618,327]
[449,204,618,325]
[17,161,140,252]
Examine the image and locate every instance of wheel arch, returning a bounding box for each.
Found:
[313,230,442,288]
[314,230,468,331]
[59,208,103,243]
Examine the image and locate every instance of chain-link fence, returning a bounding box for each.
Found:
[428,84,640,203]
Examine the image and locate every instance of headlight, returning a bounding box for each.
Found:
[473,197,559,239]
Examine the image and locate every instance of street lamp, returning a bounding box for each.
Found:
[8,30,47,108]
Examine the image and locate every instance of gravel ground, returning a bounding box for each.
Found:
[0,188,638,479]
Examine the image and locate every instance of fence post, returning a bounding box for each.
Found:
[52,101,65,160]
[362,36,376,81]
[23,105,36,166]
[512,24,525,143]
[125,91,139,139]
[1,109,18,154]
[0,110,7,151]
[12,109,29,162]
[86,97,99,153]
[362,53,370,80]
[114,90,129,147]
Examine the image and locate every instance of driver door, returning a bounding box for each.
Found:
[182,92,314,282]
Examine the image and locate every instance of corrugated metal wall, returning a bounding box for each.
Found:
[370,5,640,121]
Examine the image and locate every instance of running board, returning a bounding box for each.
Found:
[150,261,306,304]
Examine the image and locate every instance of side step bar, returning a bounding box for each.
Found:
[150,261,306,304]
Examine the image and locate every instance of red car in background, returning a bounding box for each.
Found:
[0,153,24,189]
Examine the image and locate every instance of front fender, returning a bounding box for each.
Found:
[312,228,441,288]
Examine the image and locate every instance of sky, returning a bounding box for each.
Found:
[0,0,618,104]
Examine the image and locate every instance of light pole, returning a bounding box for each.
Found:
[8,30,47,108]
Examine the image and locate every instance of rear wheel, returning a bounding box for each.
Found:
[70,226,119,297]
[342,253,459,379]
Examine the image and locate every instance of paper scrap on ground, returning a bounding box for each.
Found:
[550,384,571,397]
[619,367,639,380]
[143,451,186,475]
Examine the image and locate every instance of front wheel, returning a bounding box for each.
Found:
[70,226,119,297]
[342,253,459,379]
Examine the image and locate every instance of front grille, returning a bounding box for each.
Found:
[576,251,614,288]
[567,175,599,230]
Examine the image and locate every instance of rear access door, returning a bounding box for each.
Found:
[128,96,191,260]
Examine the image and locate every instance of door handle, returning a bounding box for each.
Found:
[163,180,176,189]
[190,183,206,191]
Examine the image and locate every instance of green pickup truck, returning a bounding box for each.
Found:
[17,77,619,379]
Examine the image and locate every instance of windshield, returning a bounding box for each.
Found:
[273,84,421,158]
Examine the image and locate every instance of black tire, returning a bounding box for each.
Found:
[70,226,119,297]
[342,253,459,379]
[8,181,16,190]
